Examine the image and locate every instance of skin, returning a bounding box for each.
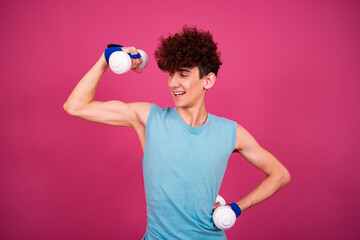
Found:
[64,46,291,219]
[168,67,215,127]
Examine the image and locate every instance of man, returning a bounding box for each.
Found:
[63,26,291,239]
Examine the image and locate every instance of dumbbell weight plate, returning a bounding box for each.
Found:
[216,195,226,206]
[213,206,236,230]
[137,49,148,69]
[109,51,132,74]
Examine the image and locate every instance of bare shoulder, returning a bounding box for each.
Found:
[128,102,153,127]
[233,122,290,179]
[233,122,260,153]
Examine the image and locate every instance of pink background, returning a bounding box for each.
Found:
[0,0,359,239]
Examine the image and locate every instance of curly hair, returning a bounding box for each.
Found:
[154,25,222,79]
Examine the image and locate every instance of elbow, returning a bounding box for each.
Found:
[267,165,291,186]
[280,168,291,187]
[63,102,69,112]
[63,102,76,115]
[269,167,291,187]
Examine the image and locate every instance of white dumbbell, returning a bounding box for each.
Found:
[109,49,148,74]
[213,195,236,230]
[105,45,148,74]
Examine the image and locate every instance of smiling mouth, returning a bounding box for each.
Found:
[174,91,186,96]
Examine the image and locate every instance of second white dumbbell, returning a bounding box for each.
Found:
[213,195,236,230]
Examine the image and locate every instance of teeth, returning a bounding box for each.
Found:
[175,91,186,96]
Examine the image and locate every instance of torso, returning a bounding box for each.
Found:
[134,122,240,154]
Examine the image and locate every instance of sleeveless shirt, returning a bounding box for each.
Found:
[142,103,237,240]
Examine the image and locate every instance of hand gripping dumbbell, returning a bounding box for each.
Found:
[213,195,241,230]
[104,44,148,74]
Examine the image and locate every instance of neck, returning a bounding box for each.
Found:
[176,101,208,127]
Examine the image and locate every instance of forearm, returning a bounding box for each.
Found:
[236,173,290,213]
[64,53,108,111]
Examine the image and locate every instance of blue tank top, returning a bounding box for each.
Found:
[142,103,237,240]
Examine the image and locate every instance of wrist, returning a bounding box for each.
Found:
[99,53,109,69]
[226,202,242,218]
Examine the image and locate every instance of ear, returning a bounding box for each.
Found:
[202,72,216,90]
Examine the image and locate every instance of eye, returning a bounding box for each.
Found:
[169,73,174,77]
[180,74,188,77]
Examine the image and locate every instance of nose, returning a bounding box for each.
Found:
[168,75,180,88]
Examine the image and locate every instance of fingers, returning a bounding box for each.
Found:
[128,47,139,69]
[123,47,143,71]
[133,68,143,74]
[212,202,233,213]
[212,202,222,211]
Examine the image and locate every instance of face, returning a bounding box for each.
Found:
[168,67,207,108]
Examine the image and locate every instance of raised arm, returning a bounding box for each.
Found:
[63,47,152,128]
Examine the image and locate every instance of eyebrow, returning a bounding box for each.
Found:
[178,68,191,73]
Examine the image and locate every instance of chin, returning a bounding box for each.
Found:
[173,101,184,108]
[175,103,190,109]
[174,102,181,107]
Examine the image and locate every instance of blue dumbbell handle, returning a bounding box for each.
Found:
[104,44,141,65]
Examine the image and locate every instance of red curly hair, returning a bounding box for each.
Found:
[154,25,222,79]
